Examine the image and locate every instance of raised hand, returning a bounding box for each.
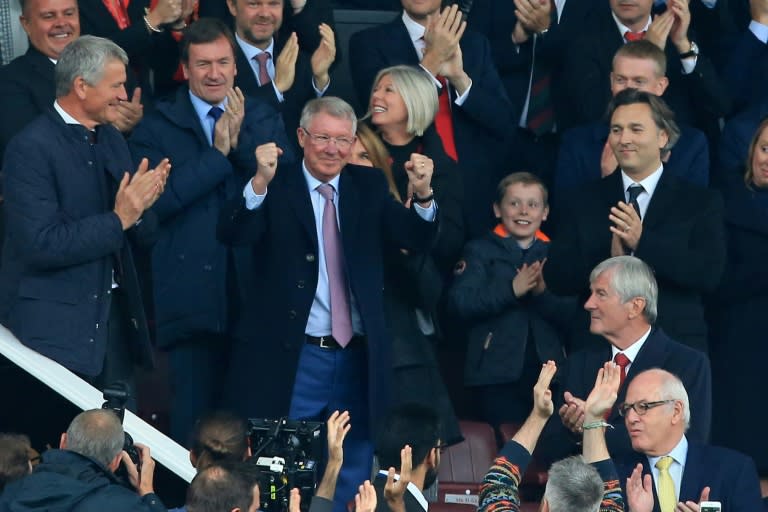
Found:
[422,4,466,76]
[514,0,552,35]
[327,410,351,465]
[114,158,171,229]
[668,0,692,52]
[121,443,156,496]
[584,362,621,421]
[626,464,655,512]
[559,391,586,433]
[225,87,246,149]
[274,33,299,93]
[645,10,674,50]
[146,0,182,27]
[609,201,642,251]
[676,487,711,512]
[384,445,412,512]
[311,23,336,89]
[354,481,377,512]
[113,87,143,133]
[251,142,283,194]
[404,153,434,202]
[600,138,618,177]
[533,360,557,420]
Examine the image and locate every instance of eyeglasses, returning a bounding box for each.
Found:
[302,128,355,150]
[618,399,676,417]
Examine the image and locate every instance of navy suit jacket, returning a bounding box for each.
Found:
[557,6,730,132]
[217,163,438,424]
[0,47,55,162]
[544,170,726,351]
[348,16,513,236]
[616,442,763,512]
[555,121,710,192]
[129,87,294,347]
[0,111,154,376]
[538,328,712,464]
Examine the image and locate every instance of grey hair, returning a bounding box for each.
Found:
[368,65,439,137]
[642,368,691,431]
[65,409,124,468]
[589,255,658,324]
[299,97,357,134]
[55,35,128,97]
[544,456,604,512]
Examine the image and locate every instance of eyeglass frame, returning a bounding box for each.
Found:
[301,127,356,150]
[618,399,677,417]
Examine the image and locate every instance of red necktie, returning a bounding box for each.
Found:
[614,352,631,390]
[624,31,646,42]
[435,76,458,162]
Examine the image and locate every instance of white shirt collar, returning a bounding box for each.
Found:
[377,470,429,511]
[621,164,663,201]
[611,326,651,367]
[235,32,275,61]
[647,434,688,497]
[611,11,652,39]
[53,100,81,125]
[402,11,426,47]
[302,160,341,193]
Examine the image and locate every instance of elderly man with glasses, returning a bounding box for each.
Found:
[538,255,711,464]
[618,369,763,512]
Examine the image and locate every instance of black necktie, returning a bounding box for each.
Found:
[627,184,644,218]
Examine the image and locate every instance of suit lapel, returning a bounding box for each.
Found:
[285,164,319,247]
[678,443,701,503]
[162,87,212,147]
[338,170,361,255]
[393,18,423,65]
[642,171,676,228]
[234,44,261,93]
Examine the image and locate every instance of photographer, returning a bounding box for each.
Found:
[0,409,165,512]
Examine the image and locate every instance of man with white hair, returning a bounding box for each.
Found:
[618,369,762,512]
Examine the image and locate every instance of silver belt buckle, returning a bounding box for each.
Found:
[319,336,333,349]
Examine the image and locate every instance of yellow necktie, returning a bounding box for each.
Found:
[655,456,677,512]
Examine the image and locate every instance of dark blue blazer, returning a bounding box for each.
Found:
[129,87,294,347]
[0,47,55,163]
[616,443,763,512]
[348,17,513,236]
[217,162,438,424]
[555,122,710,192]
[716,98,768,190]
[538,328,712,464]
[544,170,726,351]
[722,28,768,115]
[0,111,154,376]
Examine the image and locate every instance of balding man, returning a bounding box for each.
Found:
[618,369,762,512]
[0,409,164,512]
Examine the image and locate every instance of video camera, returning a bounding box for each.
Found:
[247,418,323,512]
[101,382,140,486]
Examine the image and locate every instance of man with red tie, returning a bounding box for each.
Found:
[556,0,728,137]
[537,255,712,466]
[349,0,513,237]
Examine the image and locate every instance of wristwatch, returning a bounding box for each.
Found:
[679,41,699,59]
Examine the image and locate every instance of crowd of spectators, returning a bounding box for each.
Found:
[1,0,767,510]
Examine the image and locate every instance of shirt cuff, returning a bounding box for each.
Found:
[243,181,267,210]
[454,79,472,106]
[749,20,768,44]
[271,81,285,103]
[312,77,330,97]
[414,200,437,221]
[680,56,697,75]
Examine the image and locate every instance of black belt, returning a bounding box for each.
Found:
[306,335,365,349]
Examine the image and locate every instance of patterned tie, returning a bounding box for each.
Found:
[435,76,458,161]
[208,106,224,145]
[625,31,646,42]
[317,184,353,347]
[253,52,272,87]
[655,456,677,512]
[627,184,644,218]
